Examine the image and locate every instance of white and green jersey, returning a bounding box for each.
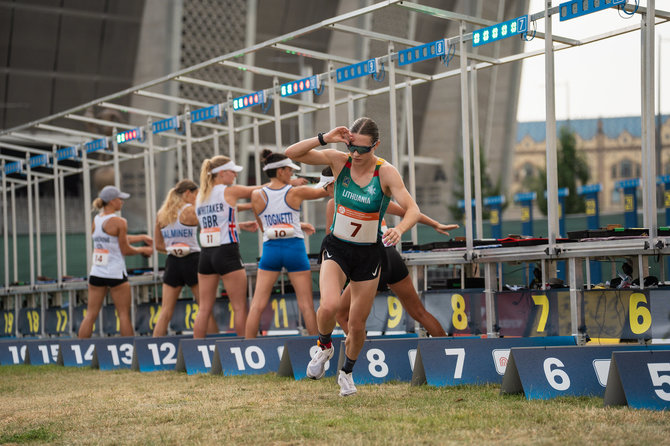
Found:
[330,157,390,245]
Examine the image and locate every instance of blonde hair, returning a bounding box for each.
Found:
[157,179,198,227]
[198,155,231,202]
[92,197,105,211]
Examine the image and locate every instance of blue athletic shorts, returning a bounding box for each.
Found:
[258,238,311,272]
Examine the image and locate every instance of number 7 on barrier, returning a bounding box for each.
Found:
[444,348,465,379]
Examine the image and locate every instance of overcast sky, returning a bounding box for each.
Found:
[517,0,670,122]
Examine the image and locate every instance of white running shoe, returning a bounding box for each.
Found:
[337,370,357,396]
[306,345,334,380]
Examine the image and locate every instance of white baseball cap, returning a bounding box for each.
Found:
[314,174,334,189]
[99,185,130,202]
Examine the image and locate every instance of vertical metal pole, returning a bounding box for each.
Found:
[484,262,497,337]
[10,183,17,283]
[388,42,402,236]
[228,93,236,162]
[35,176,41,278]
[82,150,93,275]
[545,1,560,246]
[59,170,67,276]
[470,63,483,240]
[148,118,158,276]
[388,42,399,169]
[273,79,282,151]
[404,79,418,245]
[213,131,220,156]
[328,62,336,137]
[568,257,579,338]
[297,108,310,253]
[112,134,120,188]
[177,141,184,180]
[347,93,355,125]
[644,3,658,238]
[253,119,263,254]
[52,147,62,287]
[184,105,194,180]
[2,161,8,288]
[26,155,34,287]
[459,22,474,254]
[641,16,649,230]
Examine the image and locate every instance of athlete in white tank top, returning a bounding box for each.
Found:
[90,213,127,279]
[195,184,238,247]
[161,204,201,257]
[258,185,304,242]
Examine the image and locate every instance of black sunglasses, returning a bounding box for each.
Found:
[346,141,377,154]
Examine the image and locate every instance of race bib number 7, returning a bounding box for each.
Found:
[332,205,379,243]
[199,228,221,247]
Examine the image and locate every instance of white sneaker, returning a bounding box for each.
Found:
[337,370,357,396]
[306,345,334,379]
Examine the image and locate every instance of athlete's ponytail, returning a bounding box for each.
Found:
[198,155,231,203]
[157,179,198,228]
[92,197,105,211]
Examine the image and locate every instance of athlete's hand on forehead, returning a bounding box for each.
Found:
[324,126,353,145]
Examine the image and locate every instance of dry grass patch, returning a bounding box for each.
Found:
[0,365,668,445]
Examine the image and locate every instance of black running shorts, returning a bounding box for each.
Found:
[378,246,409,291]
[198,243,244,276]
[321,233,383,282]
[163,252,199,287]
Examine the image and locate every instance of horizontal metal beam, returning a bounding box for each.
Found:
[0,0,401,137]
[273,43,433,80]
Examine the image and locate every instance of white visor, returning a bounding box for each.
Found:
[211,160,243,174]
[263,158,301,171]
[315,175,334,189]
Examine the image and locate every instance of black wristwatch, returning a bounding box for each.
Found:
[317,132,327,146]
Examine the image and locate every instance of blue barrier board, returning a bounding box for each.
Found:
[501,344,670,399]
[412,336,576,386]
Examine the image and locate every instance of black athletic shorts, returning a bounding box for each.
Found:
[378,246,409,291]
[163,252,199,287]
[321,233,383,282]
[89,274,128,288]
[198,243,244,276]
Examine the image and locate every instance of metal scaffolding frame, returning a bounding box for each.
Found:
[0,0,668,339]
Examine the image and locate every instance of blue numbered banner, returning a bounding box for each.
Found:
[582,289,653,342]
[57,339,97,367]
[366,291,415,334]
[24,339,60,365]
[650,289,670,342]
[605,350,670,410]
[134,302,161,335]
[412,336,576,387]
[176,338,219,375]
[501,344,670,399]
[18,307,41,336]
[0,339,27,365]
[45,307,70,335]
[345,338,419,384]
[495,290,572,337]
[2,310,16,337]
[91,337,136,370]
[132,335,188,372]
[423,290,486,336]
[102,304,121,335]
[211,337,290,376]
[72,305,101,336]
[278,336,344,380]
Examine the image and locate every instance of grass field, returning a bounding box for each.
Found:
[1,365,669,445]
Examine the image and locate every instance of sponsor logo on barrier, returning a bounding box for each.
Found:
[492,349,511,375]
